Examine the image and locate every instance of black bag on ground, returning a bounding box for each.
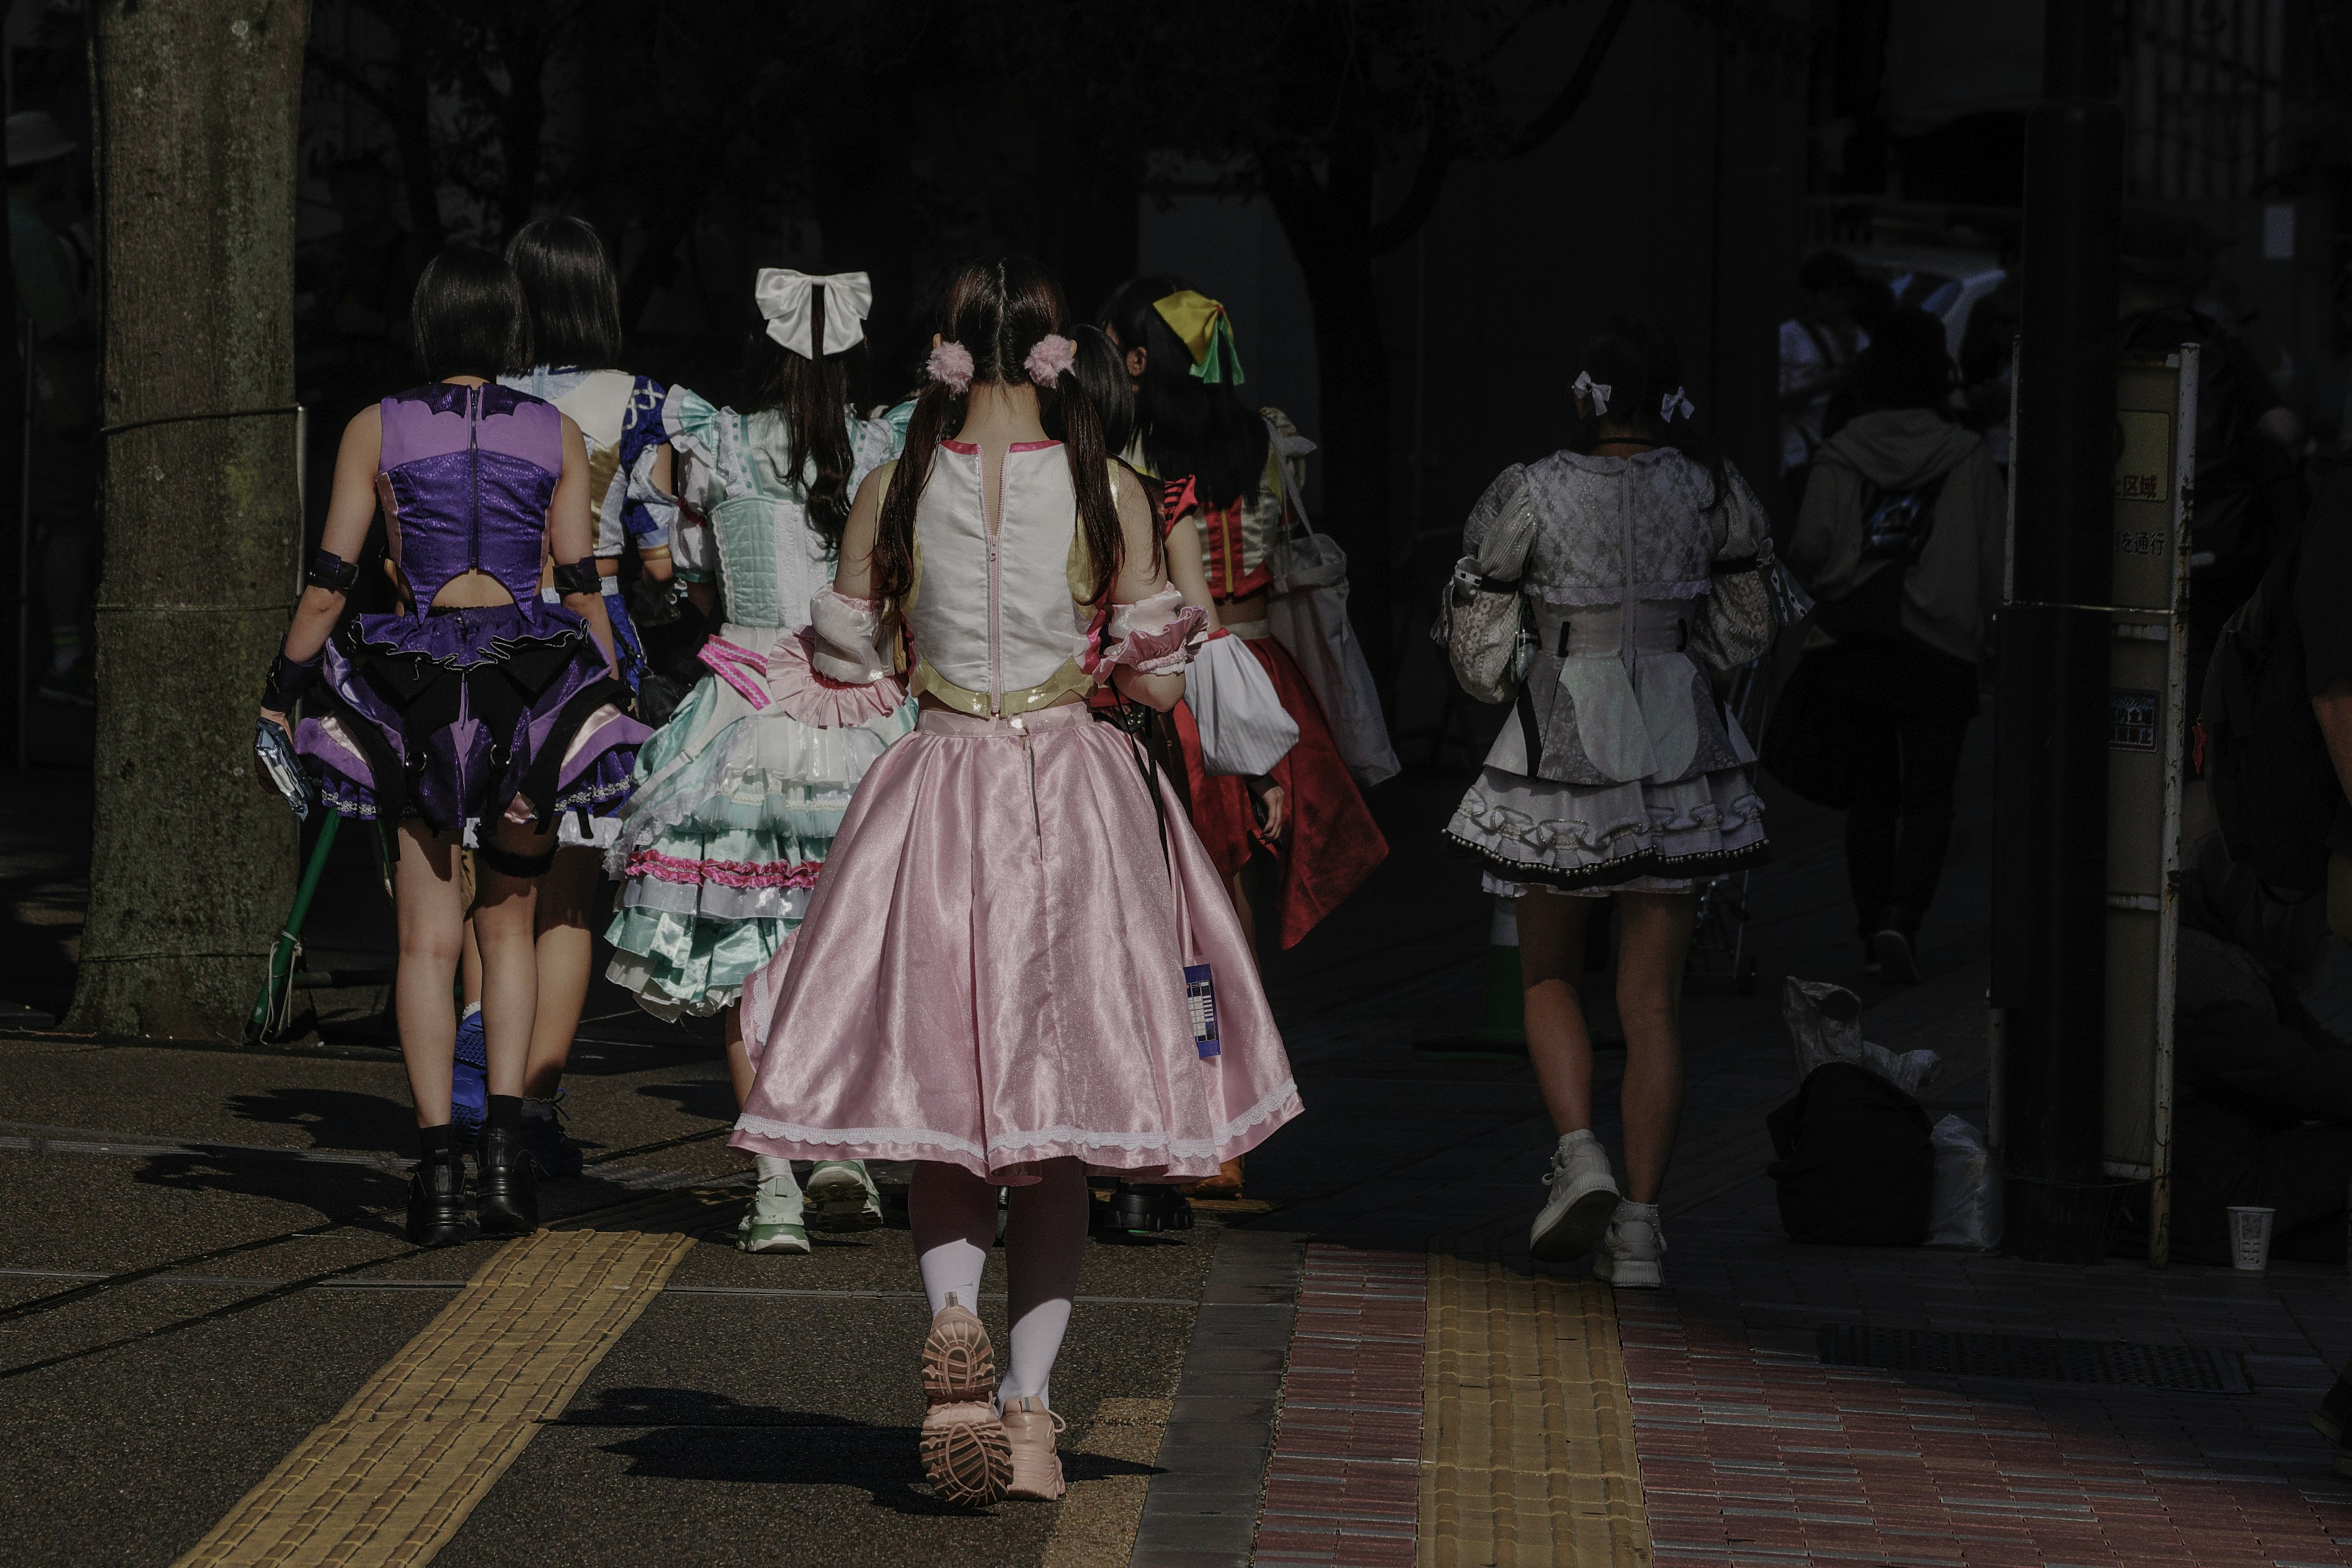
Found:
[1760,649,1853,809]
[2199,529,2336,894]
[1765,1061,1933,1246]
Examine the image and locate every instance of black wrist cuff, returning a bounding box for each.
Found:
[551,559,600,597]
[263,649,322,710]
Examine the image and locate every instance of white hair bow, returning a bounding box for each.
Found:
[1660,386,1695,423]
[1572,371,1611,415]
[755,268,873,358]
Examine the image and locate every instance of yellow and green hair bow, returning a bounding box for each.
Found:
[1152,290,1246,387]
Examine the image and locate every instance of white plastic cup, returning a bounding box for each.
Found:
[2227,1205,2276,1273]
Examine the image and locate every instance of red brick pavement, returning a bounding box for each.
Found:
[1253,1245,1427,1567]
[1621,1178,2352,1568]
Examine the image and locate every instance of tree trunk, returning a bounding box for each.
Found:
[69,1,307,1040]
[1264,152,1395,698]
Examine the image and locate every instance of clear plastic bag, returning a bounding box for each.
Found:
[1927,1114,2000,1249]
[1780,976,1939,1098]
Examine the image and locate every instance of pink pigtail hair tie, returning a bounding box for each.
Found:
[927,340,975,394]
[1024,333,1077,388]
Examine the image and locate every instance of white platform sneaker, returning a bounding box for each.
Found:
[1529,1129,1621,1263]
[1592,1200,1665,1289]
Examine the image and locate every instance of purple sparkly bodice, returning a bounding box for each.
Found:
[377,382,564,606]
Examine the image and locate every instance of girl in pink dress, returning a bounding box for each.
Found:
[730,257,1302,1507]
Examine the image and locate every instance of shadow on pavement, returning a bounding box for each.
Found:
[571,1386,1119,1513]
[224,1085,418,1155]
[631,1078,738,1125]
[132,1148,410,1231]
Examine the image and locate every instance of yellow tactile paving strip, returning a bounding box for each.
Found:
[1420,1245,1653,1567]
[173,1228,693,1568]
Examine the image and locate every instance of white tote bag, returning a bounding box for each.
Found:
[1188,633,1300,776]
[1264,424,1402,787]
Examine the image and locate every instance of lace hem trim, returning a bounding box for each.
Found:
[731,1078,1302,1163]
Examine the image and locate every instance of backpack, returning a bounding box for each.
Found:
[2199,529,2337,894]
[1812,471,1949,647]
[1765,1061,1933,1246]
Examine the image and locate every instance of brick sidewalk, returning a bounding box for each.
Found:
[1619,1179,2352,1568]
[1254,1246,1426,1567]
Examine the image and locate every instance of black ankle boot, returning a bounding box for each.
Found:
[406,1153,470,1246]
[474,1122,541,1235]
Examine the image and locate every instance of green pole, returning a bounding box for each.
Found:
[246,812,341,1038]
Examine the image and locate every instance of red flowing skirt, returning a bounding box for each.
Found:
[1183,635,1386,949]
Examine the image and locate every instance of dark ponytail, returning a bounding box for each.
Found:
[1099,274,1270,510]
[1566,315,1727,513]
[872,257,1150,605]
[739,281,869,548]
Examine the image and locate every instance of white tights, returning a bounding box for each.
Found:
[910,1158,1088,1409]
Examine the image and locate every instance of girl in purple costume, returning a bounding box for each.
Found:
[258,249,647,1245]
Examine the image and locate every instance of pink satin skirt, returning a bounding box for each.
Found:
[731,702,1303,1183]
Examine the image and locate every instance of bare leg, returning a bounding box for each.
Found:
[1614,892,1697,1204]
[1515,890,1597,1135]
[391,821,465,1126]
[725,1002,753,1108]
[524,845,600,1098]
[473,820,554,1099]
[1224,869,1257,954]
[459,916,483,1011]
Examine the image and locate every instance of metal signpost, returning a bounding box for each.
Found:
[2102,349,2197,1267]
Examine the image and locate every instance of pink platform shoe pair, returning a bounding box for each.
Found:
[918,1294,1066,1506]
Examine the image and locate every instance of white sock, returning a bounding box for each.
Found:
[911,1160,997,1317]
[999,1160,1090,1409]
[755,1153,799,1191]
[461,1001,482,1019]
[1616,1200,1659,1224]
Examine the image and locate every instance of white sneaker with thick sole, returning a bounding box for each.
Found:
[737,1172,810,1254]
[1529,1130,1621,1263]
[1592,1202,1665,1289]
[805,1159,885,1232]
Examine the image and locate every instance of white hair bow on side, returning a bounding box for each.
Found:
[1660,386,1695,423]
[1572,371,1611,415]
[755,268,873,358]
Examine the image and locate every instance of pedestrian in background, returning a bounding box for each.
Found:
[1445,318,1772,1289]
[1776,249,1868,515]
[1789,307,2003,984]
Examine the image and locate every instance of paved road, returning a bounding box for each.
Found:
[23,720,2341,1567]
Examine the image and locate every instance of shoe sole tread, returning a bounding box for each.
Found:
[920,1409,1012,1506]
[1529,1184,1622,1263]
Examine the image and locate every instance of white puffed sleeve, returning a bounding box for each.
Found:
[1187,633,1300,776]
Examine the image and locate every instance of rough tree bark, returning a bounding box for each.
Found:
[69,1,308,1039]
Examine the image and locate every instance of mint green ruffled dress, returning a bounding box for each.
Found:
[603,391,914,1019]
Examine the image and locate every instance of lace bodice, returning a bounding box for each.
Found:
[664,388,905,631]
[1464,449,1763,609]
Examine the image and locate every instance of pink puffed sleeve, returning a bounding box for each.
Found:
[1097,586,1208,677]
[760,589,907,726]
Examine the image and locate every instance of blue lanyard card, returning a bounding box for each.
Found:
[1185,963,1219,1059]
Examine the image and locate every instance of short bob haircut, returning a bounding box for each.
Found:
[505,216,623,370]
[410,247,526,381]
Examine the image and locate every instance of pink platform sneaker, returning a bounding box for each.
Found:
[1001,1396,1067,1501]
[918,1294,1011,1506]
